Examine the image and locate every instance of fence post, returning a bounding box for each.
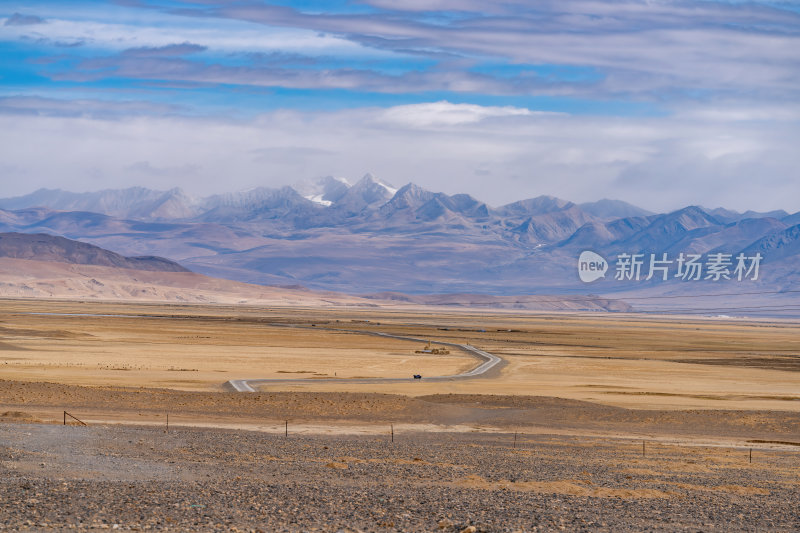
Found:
[391,424,394,443]
[62,411,87,426]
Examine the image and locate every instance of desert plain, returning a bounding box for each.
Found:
[1,298,799,531]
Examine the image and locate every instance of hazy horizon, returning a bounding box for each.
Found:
[1,177,798,217]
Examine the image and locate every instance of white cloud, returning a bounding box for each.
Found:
[6,1,799,102]
[203,0,800,101]
[377,101,536,127]
[0,16,380,57]
[675,104,800,123]
[0,101,797,213]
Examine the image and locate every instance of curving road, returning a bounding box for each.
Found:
[16,311,504,392]
[225,329,505,392]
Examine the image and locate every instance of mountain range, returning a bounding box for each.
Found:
[0,232,626,312]
[1,175,798,316]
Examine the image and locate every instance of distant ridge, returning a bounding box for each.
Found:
[0,187,200,220]
[0,179,798,313]
[0,232,632,311]
[579,199,653,220]
[0,233,189,272]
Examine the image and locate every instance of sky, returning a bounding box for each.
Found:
[1,0,799,213]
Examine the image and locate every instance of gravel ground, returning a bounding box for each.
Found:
[1,423,798,532]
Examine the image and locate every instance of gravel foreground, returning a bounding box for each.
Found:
[1,423,798,532]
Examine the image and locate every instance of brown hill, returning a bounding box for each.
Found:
[0,232,631,311]
[0,232,378,305]
[0,232,188,272]
[0,257,376,306]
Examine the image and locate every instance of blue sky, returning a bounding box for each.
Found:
[1,0,799,211]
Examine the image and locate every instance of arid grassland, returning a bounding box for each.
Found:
[0,298,798,409]
[1,298,798,531]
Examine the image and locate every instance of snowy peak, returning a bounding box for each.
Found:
[292,176,351,206]
[333,174,397,214]
[358,173,397,196]
[2,181,800,301]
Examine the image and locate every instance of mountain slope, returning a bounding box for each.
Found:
[0,187,200,220]
[512,205,597,244]
[612,206,723,252]
[496,195,573,219]
[292,176,350,206]
[559,215,655,249]
[742,223,800,263]
[701,206,790,224]
[332,174,396,215]
[200,186,321,224]
[0,232,189,272]
[664,217,788,255]
[0,184,797,308]
[579,199,653,220]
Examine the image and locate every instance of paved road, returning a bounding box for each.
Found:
[17,311,504,393]
[225,329,505,392]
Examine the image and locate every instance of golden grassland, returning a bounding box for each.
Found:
[3,298,798,529]
[0,301,473,389]
[0,298,798,413]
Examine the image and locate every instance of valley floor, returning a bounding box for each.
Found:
[0,298,798,410]
[1,298,799,531]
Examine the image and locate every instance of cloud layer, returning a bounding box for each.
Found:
[1,98,797,212]
[0,1,798,212]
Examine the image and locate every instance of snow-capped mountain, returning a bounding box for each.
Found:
[200,186,320,223]
[292,176,351,206]
[331,174,397,215]
[1,176,798,315]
